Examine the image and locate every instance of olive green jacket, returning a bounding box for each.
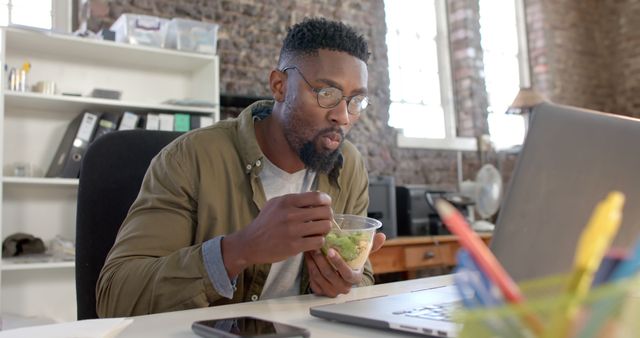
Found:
[96,101,372,317]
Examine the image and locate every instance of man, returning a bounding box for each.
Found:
[97,17,386,317]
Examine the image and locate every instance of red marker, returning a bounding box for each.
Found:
[436,199,544,334]
[435,199,523,303]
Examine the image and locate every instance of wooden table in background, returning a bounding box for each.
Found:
[369,234,493,279]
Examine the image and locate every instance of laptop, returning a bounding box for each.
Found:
[310,102,640,337]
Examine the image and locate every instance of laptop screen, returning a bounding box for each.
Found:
[490,102,640,281]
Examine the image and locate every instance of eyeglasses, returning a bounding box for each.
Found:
[281,66,370,116]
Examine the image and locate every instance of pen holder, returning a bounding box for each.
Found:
[453,274,640,338]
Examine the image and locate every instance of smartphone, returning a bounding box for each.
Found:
[192,316,310,338]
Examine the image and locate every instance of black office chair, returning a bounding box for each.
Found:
[75,130,183,320]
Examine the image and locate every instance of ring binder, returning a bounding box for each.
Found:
[45,112,100,178]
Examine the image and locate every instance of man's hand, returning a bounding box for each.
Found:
[370,232,386,254]
[305,232,386,297]
[221,192,333,278]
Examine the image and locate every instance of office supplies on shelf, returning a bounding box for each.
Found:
[118,111,139,130]
[190,115,214,129]
[19,62,30,92]
[174,113,190,132]
[111,13,169,47]
[165,18,219,54]
[32,80,57,94]
[145,113,160,130]
[46,111,100,178]
[544,191,625,338]
[164,98,217,107]
[90,88,121,100]
[8,66,17,90]
[11,161,34,177]
[0,26,220,324]
[6,61,31,92]
[93,113,119,141]
[158,113,174,131]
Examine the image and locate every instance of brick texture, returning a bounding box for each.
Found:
[527,0,640,117]
[83,0,640,190]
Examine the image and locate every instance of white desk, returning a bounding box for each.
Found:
[118,275,453,337]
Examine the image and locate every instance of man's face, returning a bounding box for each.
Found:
[281,49,368,173]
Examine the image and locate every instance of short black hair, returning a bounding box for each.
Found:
[278,17,369,67]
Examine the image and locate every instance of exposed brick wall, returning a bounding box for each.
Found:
[527,0,612,111]
[449,0,488,138]
[82,0,640,190]
[606,1,640,117]
[526,0,640,117]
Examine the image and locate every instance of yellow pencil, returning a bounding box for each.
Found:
[544,191,625,338]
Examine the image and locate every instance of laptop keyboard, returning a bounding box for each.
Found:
[392,301,460,322]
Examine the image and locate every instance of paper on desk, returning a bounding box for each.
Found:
[0,317,133,338]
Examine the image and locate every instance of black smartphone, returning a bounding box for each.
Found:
[192,316,310,338]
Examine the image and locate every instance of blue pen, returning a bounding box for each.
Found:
[455,249,529,337]
[609,240,640,281]
[578,239,640,338]
[453,268,483,309]
[455,249,503,307]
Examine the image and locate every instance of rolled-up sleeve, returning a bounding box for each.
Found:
[202,236,238,299]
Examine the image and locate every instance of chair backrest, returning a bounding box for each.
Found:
[75,130,182,320]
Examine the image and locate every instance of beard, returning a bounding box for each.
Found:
[282,101,345,173]
[297,129,344,173]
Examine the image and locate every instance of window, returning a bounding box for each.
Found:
[481,0,528,150]
[384,0,475,151]
[385,0,444,138]
[0,0,71,32]
[384,0,528,151]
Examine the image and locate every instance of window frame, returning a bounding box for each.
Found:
[515,0,530,88]
[393,0,529,151]
[2,0,72,32]
[52,0,73,33]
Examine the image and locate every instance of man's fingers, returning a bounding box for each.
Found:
[305,252,335,296]
[370,232,386,253]
[297,235,325,252]
[327,249,360,284]
[316,250,352,291]
[288,191,332,208]
[295,220,331,238]
[305,254,323,295]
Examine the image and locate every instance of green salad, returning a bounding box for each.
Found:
[322,231,370,262]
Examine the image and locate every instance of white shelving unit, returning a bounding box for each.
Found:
[0,27,219,323]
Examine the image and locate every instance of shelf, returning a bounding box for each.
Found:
[220,94,272,108]
[3,176,79,186]
[4,27,216,72]
[1,260,74,271]
[5,91,217,115]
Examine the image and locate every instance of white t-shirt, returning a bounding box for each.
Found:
[259,157,316,300]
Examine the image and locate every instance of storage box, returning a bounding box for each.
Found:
[110,13,169,47]
[164,18,219,54]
